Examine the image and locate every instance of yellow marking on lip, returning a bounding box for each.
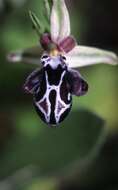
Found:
[49,49,60,56]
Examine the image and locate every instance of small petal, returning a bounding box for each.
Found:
[7,46,43,66]
[67,46,118,68]
[58,36,76,53]
[50,0,70,43]
[40,33,52,50]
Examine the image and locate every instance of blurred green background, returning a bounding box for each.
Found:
[0,0,118,189]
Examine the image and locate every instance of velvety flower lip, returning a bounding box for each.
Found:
[7,0,118,68]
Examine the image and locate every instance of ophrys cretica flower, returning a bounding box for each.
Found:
[7,0,118,126]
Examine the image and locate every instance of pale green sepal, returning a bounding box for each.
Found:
[58,0,70,43]
[50,0,70,43]
[50,0,61,42]
[7,46,43,67]
[67,46,118,68]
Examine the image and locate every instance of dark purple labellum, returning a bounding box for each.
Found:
[24,55,88,126]
[34,65,72,126]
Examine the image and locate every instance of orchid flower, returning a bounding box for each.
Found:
[7,0,118,126]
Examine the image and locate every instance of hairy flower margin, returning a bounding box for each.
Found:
[7,0,118,68]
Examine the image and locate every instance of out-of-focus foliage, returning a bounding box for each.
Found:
[0,0,118,189]
[0,108,104,178]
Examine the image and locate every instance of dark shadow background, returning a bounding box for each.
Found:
[0,0,118,189]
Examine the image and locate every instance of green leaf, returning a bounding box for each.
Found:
[0,108,104,178]
[29,11,44,36]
